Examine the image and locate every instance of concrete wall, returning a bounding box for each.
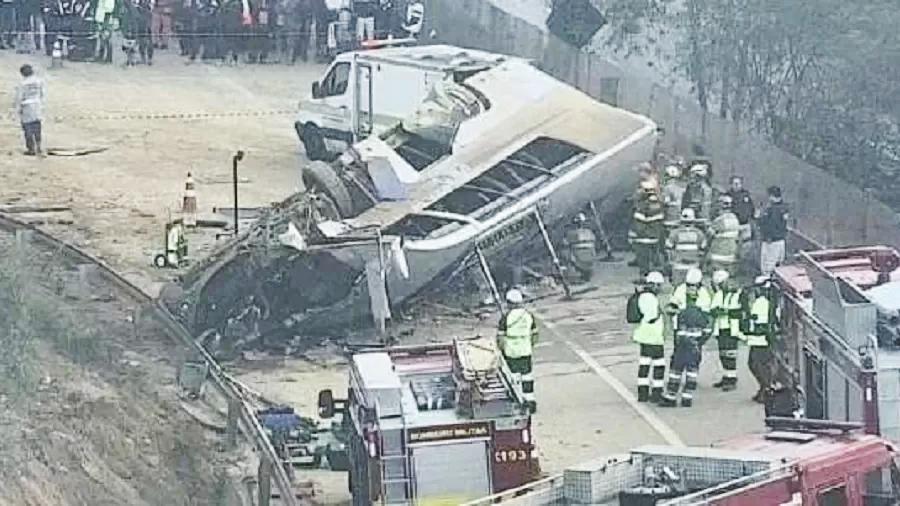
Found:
[425,0,900,250]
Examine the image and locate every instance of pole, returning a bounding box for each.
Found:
[532,209,572,299]
[474,243,506,317]
[588,201,616,261]
[232,150,245,235]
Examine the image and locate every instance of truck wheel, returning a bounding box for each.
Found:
[302,161,355,219]
[302,123,329,161]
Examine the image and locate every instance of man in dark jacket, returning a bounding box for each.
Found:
[727,176,754,242]
[757,185,788,276]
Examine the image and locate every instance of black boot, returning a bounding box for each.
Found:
[712,378,727,388]
[650,389,663,404]
[680,398,693,408]
[657,395,677,407]
[637,386,649,403]
[721,378,737,392]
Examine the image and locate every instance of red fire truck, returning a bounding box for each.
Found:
[773,246,900,441]
[318,339,539,505]
[467,417,900,505]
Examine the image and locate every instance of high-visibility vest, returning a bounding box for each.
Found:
[711,288,743,336]
[708,211,741,263]
[500,308,537,358]
[745,296,771,347]
[632,292,664,346]
[670,283,712,313]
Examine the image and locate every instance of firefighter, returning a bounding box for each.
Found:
[682,161,714,225]
[629,181,665,277]
[743,276,777,403]
[707,195,741,277]
[666,208,707,286]
[662,164,686,233]
[636,161,660,198]
[710,270,742,391]
[631,271,667,403]
[659,304,709,407]
[497,289,538,412]
[564,213,597,282]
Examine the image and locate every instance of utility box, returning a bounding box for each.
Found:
[352,352,403,417]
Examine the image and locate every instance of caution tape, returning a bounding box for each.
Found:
[48,108,297,122]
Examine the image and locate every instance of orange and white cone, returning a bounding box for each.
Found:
[182,172,198,227]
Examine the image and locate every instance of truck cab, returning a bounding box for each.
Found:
[294,45,509,161]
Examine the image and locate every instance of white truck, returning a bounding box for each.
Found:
[294,45,510,160]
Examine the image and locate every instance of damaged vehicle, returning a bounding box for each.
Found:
[171,46,658,343]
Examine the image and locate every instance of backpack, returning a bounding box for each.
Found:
[626,290,644,324]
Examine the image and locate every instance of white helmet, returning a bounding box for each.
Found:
[681,208,696,221]
[712,270,729,284]
[665,165,681,178]
[574,213,587,223]
[646,271,665,285]
[718,195,733,207]
[754,275,772,286]
[505,289,524,304]
[690,164,708,177]
[685,268,703,285]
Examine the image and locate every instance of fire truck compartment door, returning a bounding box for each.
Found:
[412,441,491,505]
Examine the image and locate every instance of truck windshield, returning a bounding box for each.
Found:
[863,464,900,506]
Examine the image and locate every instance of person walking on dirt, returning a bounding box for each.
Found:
[13,64,46,156]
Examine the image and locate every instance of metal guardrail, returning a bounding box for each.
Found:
[460,474,565,506]
[0,213,299,506]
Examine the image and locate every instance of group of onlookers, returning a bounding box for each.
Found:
[0,0,424,65]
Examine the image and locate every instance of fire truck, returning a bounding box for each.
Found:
[772,246,900,441]
[464,417,900,505]
[317,339,539,505]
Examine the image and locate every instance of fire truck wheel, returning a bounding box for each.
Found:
[302,161,354,219]
[327,448,350,471]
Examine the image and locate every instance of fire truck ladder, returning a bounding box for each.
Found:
[380,427,413,505]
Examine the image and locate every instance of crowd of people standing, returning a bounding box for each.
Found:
[0,0,423,65]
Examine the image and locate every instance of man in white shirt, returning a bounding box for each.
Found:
[13,64,46,156]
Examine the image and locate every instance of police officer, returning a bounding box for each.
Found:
[707,195,741,277]
[743,276,776,403]
[666,208,707,286]
[710,270,742,391]
[659,303,708,407]
[682,161,714,225]
[629,180,665,277]
[662,164,686,233]
[631,271,667,403]
[564,213,597,282]
[497,289,538,412]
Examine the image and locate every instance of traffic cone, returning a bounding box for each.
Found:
[181,172,198,227]
[51,40,63,69]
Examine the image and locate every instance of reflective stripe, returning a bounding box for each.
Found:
[717,231,740,239]
[523,392,536,401]
[677,331,702,337]
[651,379,665,388]
[637,377,650,386]
[685,371,699,379]
[632,238,660,244]
[710,254,737,262]
[675,244,700,251]
[638,356,652,365]
[521,373,535,382]
[651,359,667,367]
[724,370,738,379]
[681,392,694,400]
[634,212,664,222]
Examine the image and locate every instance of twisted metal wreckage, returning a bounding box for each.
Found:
[166,57,659,348]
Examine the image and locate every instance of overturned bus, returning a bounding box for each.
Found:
[170,49,658,342]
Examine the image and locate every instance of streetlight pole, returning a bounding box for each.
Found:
[232,150,245,235]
